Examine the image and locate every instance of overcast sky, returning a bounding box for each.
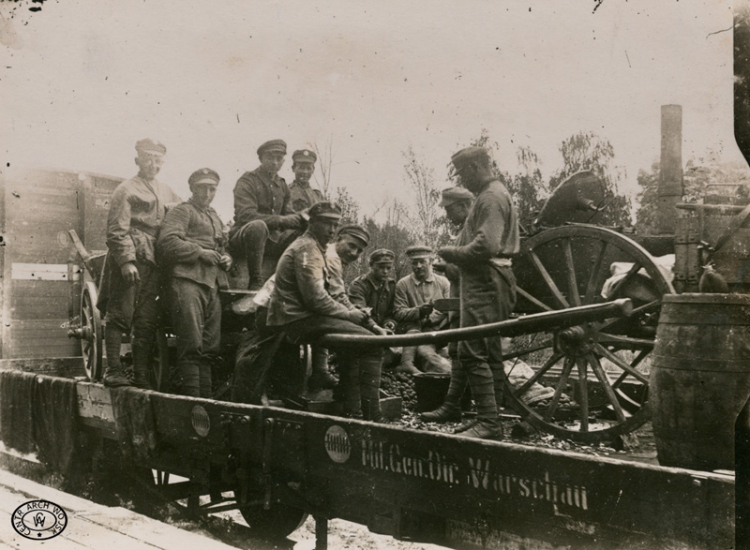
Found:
[0,0,742,223]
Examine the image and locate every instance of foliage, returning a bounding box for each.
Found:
[313,136,335,198]
[333,186,360,225]
[402,146,444,247]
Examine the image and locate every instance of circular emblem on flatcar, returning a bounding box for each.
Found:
[191,405,210,437]
[324,425,351,463]
[12,500,67,540]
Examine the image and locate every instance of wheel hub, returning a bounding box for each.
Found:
[557,324,596,356]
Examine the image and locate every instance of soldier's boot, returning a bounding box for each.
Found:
[103,326,131,388]
[131,340,153,390]
[340,363,362,418]
[420,368,467,422]
[395,346,420,375]
[308,347,338,390]
[360,355,387,423]
[457,373,502,440]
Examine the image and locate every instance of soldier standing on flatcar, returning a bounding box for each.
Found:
[288,149,325,212]
[267,202,389,421]
[422,186,474,423]
[437,147,520,439]
[100,138,181,389]
[157,169,232,397]
[228,140,305,290]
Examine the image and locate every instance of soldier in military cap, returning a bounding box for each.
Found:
[393,245,452,375]
[229,139,305,290]
[437,146,520,439]
[100,138,181,388]
[289,149,325,212]
[422,186,474,423]
[268,203,389,421]
[349,248,398,333]
[157,168,232,397]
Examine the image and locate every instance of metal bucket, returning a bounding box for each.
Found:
[650,293,750,470]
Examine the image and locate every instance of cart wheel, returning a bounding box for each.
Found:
[506,225,673,443]
[80,281,103,381]
[234,488,308,540]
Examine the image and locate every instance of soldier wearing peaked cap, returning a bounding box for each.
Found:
[267,203,390,422]
[436,146,520,440]
[100,138,181,389]
[289,149,325,213]
[349,248,398,334]
[157,168,232,397]
[393,245,452,375]
[229,139,305,290]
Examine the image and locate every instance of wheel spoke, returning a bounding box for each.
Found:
[588,353,626,422]
[605,262,643,299]
[529,251,570,309]
[599,299,661,333]
[576,357,589,432]
[584,241,608,304]
[511,352,564,396]
[611,349,649,390]
[517,286,554,312]
[594,343,649,384]
[562,239,581,306]
[543,356,574,421]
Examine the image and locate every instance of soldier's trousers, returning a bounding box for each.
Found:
[282,316,384,420]
[229,221,300,285]
[167,277,221,398]
[458,265,517,424]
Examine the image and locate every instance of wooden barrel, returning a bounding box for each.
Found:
[650,293,750,470]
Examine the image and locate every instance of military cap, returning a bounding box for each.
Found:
[450,146,490,167]
[369,248,395,265]
[292,149,317,164]
[257,139,287,157]
[406,244,432,259]
[439,186,474,207]
[338,224,370,246]
[309,201,342,221]
[188,167,220,187]
[135,138,167,156]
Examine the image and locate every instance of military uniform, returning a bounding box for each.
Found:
[228,140,304,289]
[290,182,325,212]
[157,168,229,397]
[349,273,397,329]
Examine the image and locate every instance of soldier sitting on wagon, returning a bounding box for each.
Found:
[157,168,232,398]
[228,139,305,291]
[288,149,325,212]
[266,202,389,421]
[99,138,181,389]
[392,246,453,375]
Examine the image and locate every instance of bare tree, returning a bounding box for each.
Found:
[402,146,442,247]
[313,136,335,199]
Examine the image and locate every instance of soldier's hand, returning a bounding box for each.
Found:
[219,254,233,271]
[121,262,140,285]
[199,250,222,265]
[370,324,388,336]
[346,309,369,325]
[419,302,434,318]
[383,320,396,332]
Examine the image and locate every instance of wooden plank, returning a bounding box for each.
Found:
[10,280,71,294]
[0,358,85,377]
[11,263,70,281]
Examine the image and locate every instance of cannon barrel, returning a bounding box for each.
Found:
[319,298,633,348]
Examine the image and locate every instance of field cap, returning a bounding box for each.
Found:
[257,139,287,157]
[369,248,395,265]
[450,146,490,167]
[292,149,317,164]
[406,244,432,259]
[188,168,220,186]
[135,138,166,156]
[309,201,342,221]
[439,186,474,207]
[338,224,370,247]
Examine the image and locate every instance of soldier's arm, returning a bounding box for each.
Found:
[106,186,137,267]
[348,278,368,309]
[157,204,203,265]
[295,245,352,319]
[439,197,504,265]
[233,175,282,229]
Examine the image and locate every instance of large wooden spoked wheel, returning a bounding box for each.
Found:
[80,281,103,381]
[505,225,673,443]
[234,487,308,540]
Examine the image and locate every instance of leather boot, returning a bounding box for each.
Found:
[103,326,131,388]
[131,340,153,390]
[359,352,385,422]
[308,347,338,390]
[459,420,503,440]
[395,346,419,374]
[421,403,462,423]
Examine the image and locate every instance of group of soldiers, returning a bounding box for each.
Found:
[98,136,519,439]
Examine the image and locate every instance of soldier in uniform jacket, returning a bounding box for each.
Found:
[288,149,325,212]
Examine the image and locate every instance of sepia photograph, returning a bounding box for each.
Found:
[0,1,745,548]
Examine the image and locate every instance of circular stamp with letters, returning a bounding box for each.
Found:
[12,500,68,540]
[324,425,351,464]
